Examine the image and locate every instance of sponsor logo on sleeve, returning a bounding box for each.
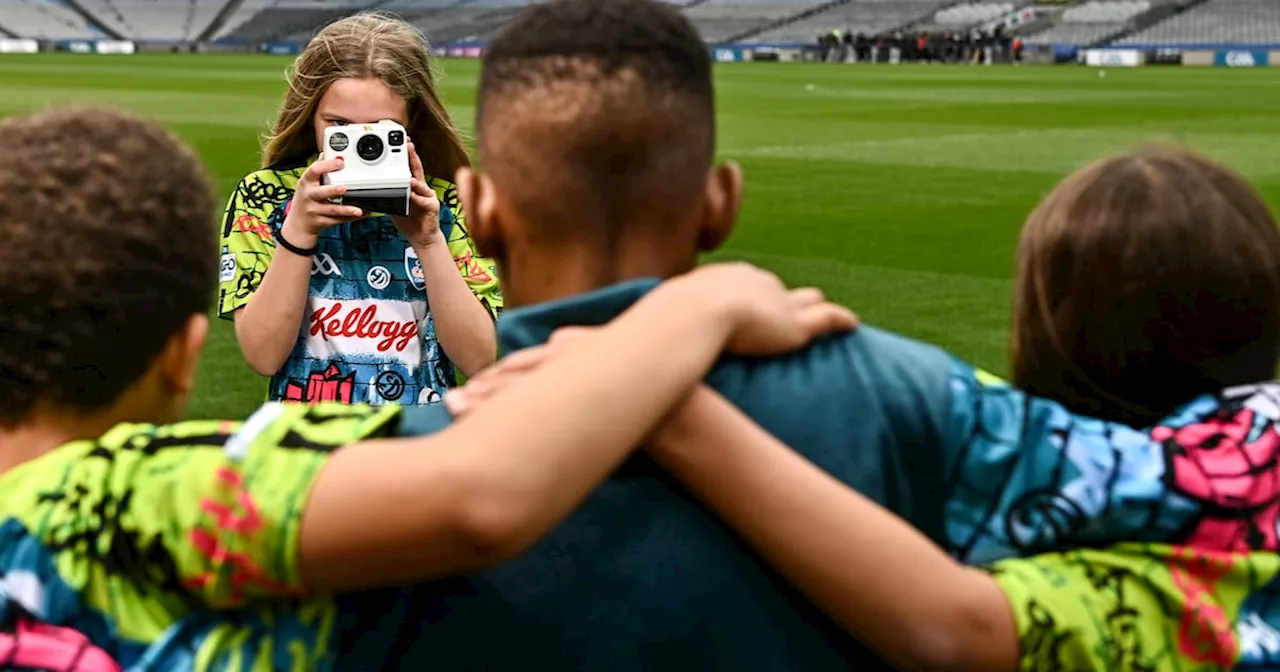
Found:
[219,252,236,282]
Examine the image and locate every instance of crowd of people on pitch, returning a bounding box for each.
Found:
[816,24,1024,64]
[0,0,1277,670]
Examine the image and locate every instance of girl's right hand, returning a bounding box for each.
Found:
[280,157,366,245]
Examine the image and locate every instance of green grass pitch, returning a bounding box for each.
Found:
[2,53,1278,420]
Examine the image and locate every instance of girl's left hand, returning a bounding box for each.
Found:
[392,141,443,247]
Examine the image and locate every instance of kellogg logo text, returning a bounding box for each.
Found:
[310,303,418,352]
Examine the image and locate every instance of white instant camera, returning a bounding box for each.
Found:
[322,120,412,216]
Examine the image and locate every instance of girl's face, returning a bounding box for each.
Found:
[312,76,409,152]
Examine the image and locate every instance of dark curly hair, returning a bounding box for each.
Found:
[0,106,216,425]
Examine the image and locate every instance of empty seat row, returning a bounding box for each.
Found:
[1116,0,1280,44]
[933,2,1014,26]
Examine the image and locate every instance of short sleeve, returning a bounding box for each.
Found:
[941,361,1201,564]
[33,402,404,611]
[988,544,1278,671]
[431,176,503,320]
[217,170,296,319]
[988,554,1105,671]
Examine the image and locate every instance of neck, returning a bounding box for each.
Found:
[501,244,698,309]
[0,411,121,474]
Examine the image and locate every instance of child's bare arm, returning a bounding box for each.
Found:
[649,387,1019,672]
[296,264,856,593]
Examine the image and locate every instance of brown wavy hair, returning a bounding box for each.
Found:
[1011,146,1280,428]
[261,11,469,181]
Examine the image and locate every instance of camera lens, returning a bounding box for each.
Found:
[356,134,384,162]
[328,132,349,152]
[388,130,405,147]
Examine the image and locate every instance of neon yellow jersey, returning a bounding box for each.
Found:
[990,543,1280,670]
[218,162,502,405]
[0,402,402,670]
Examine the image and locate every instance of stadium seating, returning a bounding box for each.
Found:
[0,0,100,39]
[1116,0,1280,45]
[750,0,948,44]
[1023,0,1150,45]
[406,0,538,44]
[75,0,221,41]
[931,1,1015,26]
[683,0,817,44]
[215,0,372,42]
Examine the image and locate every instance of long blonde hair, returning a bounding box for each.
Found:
[262,11,470,181]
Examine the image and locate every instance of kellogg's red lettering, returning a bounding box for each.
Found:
[310,303,418,352]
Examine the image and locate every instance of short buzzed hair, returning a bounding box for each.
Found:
[0,106,216,424]
[478,0,715,246]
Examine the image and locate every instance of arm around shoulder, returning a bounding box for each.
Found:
[649,387,1019,672]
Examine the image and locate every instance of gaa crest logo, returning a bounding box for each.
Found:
[1225,51,1256,67]
[404,246,426,290]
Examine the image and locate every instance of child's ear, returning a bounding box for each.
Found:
[457,167,504,260]
[698,162,744,253]
[161,313,209,396]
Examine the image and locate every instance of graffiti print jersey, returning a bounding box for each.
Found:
[929,366,1280,670]
[0,402,402,671]
[218,165,502,406]
[989,544,1280,671]
[944,366,1280,563]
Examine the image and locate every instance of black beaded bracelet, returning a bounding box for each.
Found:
[275,227,318,257]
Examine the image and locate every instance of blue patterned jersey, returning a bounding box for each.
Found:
[217,164,502,406]
[944,364,1280,567]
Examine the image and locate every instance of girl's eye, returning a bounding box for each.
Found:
[330,119,349,126]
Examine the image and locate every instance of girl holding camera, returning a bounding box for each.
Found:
[219,12,500,406]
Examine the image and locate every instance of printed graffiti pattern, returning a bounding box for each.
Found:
[233,178,291,218]
[221,177,290,237]
[1154,408,1280,551]
[231,214,271,242]
[991,544,1279,671]
[1169,547,1237,665]
[0,617,122,672]
[37,485,185,594]
[944,370,1280,566]
[453,252,494,284]
[234,268,264,300]
[186,467,300,607]
[0,410,396,671]
[283,364,355,404]
[34,436,203,595]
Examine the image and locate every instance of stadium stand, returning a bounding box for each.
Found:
[0,0,100,39]
[215,0,372,43]
[931,1,1015,26]
[750,0,949,44]
[75,0,221,41]
[1116,0,1280,45]
[405,0,536,44]
[1023,0,1151,45]
[683,0,823,44]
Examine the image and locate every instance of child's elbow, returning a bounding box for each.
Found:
[896,600,1014,672]
[450,474,541,567]
[455,501,529,566]
[899,627,972,672]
